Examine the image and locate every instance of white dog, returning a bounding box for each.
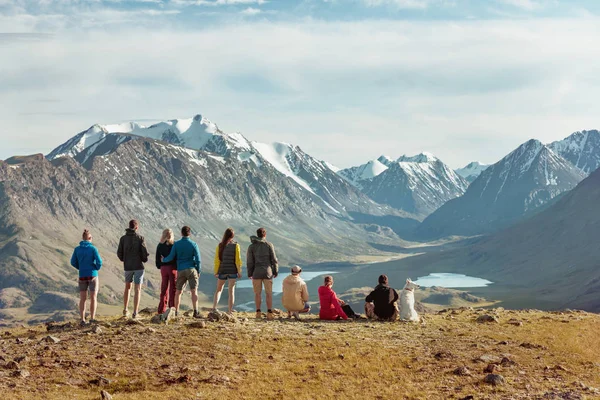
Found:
[399,278,420,322]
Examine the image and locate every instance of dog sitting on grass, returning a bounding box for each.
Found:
[399,278,420,322]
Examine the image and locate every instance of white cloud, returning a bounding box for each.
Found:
[1,19,599,168]
[240,6,261,15]
[171,0,266,5]
[361,0,430,8]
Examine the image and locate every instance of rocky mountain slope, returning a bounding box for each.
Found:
[549,129,600,175]
[0,135,410,325]
[339,153,468,218]
[1,309,598,399]
[417,139,585,238]
[392,164,600,312]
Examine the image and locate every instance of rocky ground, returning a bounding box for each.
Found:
[1,308,599,399]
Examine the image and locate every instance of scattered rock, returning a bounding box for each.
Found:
[476,315,499,324]
[125,319,144,326]
[100,390,113,400]
[507,318,523,326]
[338,354,345,360]
[520,342,548,350]
[484,364,498,374]
[498,340,509,345]
[484,374,505,386]
[91,326,102,334]
[207,310,238,323]
[434,351,453,360]
[204,375,231,385]
[90,376,111,386]
[453,366,471,376]
[187,321,206,329]
[42,336,60,344]
[459,396,475,400]
[176,374,192,383]
[14,356,28,363]
[11,369,30,378]
[150,315,162,324]
[145,327,156,333]
[477,354,501,364]
[138,307,154,315]
[5,360,20,370]
[500,357,517,367]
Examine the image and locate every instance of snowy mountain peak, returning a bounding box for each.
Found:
[377,155,395,166]
[397,152,438,163]
[455,161,490,183]
[549,129,600,174]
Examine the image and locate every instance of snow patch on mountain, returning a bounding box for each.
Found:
[455,161,490,183]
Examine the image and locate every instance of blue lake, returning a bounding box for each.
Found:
[236,271,338,293]
[413,273,493,288]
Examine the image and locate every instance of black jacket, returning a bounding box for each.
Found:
[156,242,174,268]
[366,284,399,319]
[117,229,149,271]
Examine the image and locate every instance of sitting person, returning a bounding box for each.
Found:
[365,274,399,321]
[318,276,348,320]
[282,265,310,320]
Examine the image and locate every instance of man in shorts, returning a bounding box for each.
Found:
[117,219,149,319]
[162,226,202,318]
[247,227,278,320]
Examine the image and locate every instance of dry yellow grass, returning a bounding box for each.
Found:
[1,308,599,400]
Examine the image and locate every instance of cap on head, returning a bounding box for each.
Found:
[257,227,266,238]
[181,226,191,237]
[129,219,139,230]
[378,274,388,285]
[291,265,302,275]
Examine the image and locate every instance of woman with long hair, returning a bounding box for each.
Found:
[70,229,102,325]
[156,228,177,314]
[318,275,348,320]
[213,227,242,313]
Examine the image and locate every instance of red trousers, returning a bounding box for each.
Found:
[158,265,177,314]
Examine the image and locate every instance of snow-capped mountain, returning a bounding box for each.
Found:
[339,153,468,218]
[47,114,404,218]
[549,130,600,175]
[417,139,586,239]
[455,161,490,183]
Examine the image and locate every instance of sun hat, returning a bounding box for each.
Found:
[291,265,302,274]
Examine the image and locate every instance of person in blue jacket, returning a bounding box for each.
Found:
[70,229,103,325]
[162,226,202,318]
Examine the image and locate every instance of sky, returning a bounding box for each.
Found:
[1,0,600,169]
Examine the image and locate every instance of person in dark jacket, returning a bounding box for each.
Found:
[162,225,202,317]
[212,228,242,314]
[247,227,278,320]
[156,228,177,314]
[71,229,102,326]
[117,219,149,319]
[365,275,399,321]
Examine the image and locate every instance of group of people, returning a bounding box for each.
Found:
[70,220,404,325]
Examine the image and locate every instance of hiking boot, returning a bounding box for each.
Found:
[89,319,99,324]
[292,312,300,321]
[80,320,88,327]
[175,310,179,317]
[255,311,262,319]
[266,312,275,321]
[193,310,201,319]
[123,309,130,318]
[132,312,138,320]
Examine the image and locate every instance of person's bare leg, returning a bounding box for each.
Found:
[79,291,87,322]
[123,282,132,314]
[90,291,98,320]
[191,289,199,312]
[133,283,142,315]
[266,291,273,311]
[228,279,236,314]
[254,292,262,312]
[174,290,183,313]
[213,280,226,310]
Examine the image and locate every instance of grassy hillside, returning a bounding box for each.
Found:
[1,308,599,399]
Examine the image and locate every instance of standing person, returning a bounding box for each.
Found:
[282,265,310,320]
[70,229,102,326]
[156,228,177,314]
[365,275,399,321]
[162,226,202,317]
[318,275,348,321]
[212,228,242,314]
[117,219,149,319]
[247,227,278,320]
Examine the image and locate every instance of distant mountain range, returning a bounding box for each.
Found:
[339,152,468,218]
[417,139,586,238]
[2,113,600,321]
